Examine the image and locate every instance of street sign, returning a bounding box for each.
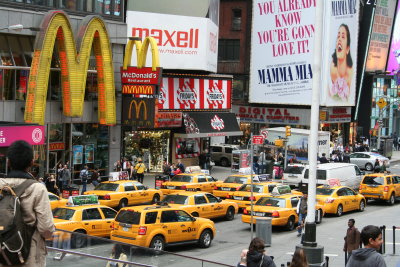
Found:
[377,98,387,109]
[252,135,264,145]
[260,129,268,139]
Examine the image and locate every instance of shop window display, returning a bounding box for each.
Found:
[123,130,170,172]
[175,138,200,159]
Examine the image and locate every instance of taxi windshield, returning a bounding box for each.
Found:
[363,176,384,185]
[316,188,334,195]
[170,175,193,182]
[238,184,264,193]
[116,210,141,225]
[94,183,119,191]
[162,195,188,204]
[53,208,75,220]
[256,197,286,208]
[224,176,248,184]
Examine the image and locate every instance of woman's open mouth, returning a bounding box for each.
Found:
[337,43,343,52]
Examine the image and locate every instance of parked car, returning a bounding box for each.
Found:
[349,152,390,171]
[359,173,400,205]
[210,144,240,167]
[282,164,307,188]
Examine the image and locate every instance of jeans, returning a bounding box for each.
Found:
[298,213,307,234]
[81,181,87,195]
[92,180,99,187]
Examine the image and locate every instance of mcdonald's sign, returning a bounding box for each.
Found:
[122,96,157,128]
[24,10,116,125]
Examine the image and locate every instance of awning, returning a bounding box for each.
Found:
[175,112,243,138]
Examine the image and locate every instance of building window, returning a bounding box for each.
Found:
[232,9,242,31]
[218,39,240,61]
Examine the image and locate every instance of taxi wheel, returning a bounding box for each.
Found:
[286,216,295,231]
[191,212,199,217]
[359,200,365,211]
[198,229,213,248]
[71,230,87,248]
[118,198,128,209]
[150,235,165,251]
[388,193,395,206]
[152,194,160,204]
[336,204,343,217]
[225,207,235,221]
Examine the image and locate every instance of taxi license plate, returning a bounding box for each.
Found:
[233,196,243,200]
[221,187,230,191]
[123,227,129,232]
[254,212,264,216]
[167,186,175,189]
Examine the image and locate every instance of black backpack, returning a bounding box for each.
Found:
[0,179,37,265]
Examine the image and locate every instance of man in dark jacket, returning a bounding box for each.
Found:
[346,225,386,267]
[319,153,329,163]
[344,219,361,260]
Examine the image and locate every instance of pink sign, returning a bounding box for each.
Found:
[0,126,45,147]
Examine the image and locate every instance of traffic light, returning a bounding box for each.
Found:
[285,125,291,137]
[274,139,284,147]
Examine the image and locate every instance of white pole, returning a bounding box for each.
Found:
[306,0,324,226]
[250,134,254,240]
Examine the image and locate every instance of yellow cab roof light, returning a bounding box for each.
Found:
[67,195,99,206]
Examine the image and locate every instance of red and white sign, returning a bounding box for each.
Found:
[252,135,264,145]
[159,77,232,110]
[260,129,268,139]
[121,67,162,85]
[127,11,218,72]
[49,142,65,151]
[155,112,182,128]
[210,115,224,131]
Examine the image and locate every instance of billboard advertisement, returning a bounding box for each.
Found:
[0,126,45,147]
[126,11,218,72]
[249,0,316,105]
[366,0,397,72]
[158,76,232,110]
[321,0,360,106]
[387,0,400,73]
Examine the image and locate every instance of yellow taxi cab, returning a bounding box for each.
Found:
[226,183,301,209]
[241,193,324,230]
[160,191,239,220]
[160,173,220,195]
[52,195,117,248]
[316,185,366,216]
[83,180,163,209]
[48,192,67,210]
[213,174,260,198]
[110,204,216,250]
[359,173,400,205]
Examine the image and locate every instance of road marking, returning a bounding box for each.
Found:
[286,252,338,257]
[385,242,400,245]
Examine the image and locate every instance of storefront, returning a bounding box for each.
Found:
[320,107,352,147]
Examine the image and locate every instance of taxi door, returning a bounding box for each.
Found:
[392,176,400,196]
[160,210,188,242]
[336,188,352,212]
[81,208,104,236]
[135,183,150,203]
[123,182,137,205]
[99,207,117,237]
[343,187,358,211]
[194,194,212,218]
[175,210,198,241]
[205,193,225,218]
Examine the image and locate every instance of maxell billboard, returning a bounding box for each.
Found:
[126,11,218,72]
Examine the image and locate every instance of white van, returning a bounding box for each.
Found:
[301,163,364,190]
[282,164,307,188]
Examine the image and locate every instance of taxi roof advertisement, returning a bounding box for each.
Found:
[126,11,218,72]
[250,1,359,107]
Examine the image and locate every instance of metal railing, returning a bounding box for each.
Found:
[46,228,234,267]
[380,225,400,256]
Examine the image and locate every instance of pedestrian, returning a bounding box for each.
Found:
[289,154,299,164]
[0,140,55,266]
[237,249,248,267]
[344,219,361,261]
[199,151,207,170]
[177,159,185,173]
[380,160,387,173]
[246,237,276,267]
[346,225,386,267]
[61,164,71,191]
[253,153,260,174]
[296,193,308,237]
[106,244,128,267]
[374,159,380,173]
[56,163,64,190]
[46,174,59,195]
[289,248,308,267]
[258,150,266,174]
[91,168,100,187]
[393,132,398,151]
[79,165,89,194]
[114,160,122,172]
[162,160,170,176]
[343,151,351,163]
[134,158,146,183]
[128,162,136,180]
[319,153,329,164]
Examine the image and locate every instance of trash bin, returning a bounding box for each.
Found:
[62,184,80,199]
[256,217,272,247]
[155,175,169,189]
